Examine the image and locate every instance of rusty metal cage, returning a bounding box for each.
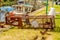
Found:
[29,15,55,29]
[5,15,55,29]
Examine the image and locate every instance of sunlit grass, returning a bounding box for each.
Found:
[0,29,42,40]
[34,5,60,16]
[26,5,60,40]
[0,4,60,40]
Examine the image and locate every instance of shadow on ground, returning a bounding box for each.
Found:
[52,26,60,32]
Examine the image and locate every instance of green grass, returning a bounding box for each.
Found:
[49,5,60,40]
[0,5,60,40]
[33,5,60,40]
[54,5,60,12]
[50,14,60,40]
[34,5,60,16]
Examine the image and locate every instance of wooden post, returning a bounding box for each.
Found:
[5,16,8,24]
[18,17,23,28]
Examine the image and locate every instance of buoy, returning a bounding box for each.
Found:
[48,7,56,16]
[9,11,15,17]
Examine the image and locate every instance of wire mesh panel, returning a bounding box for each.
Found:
[5,16,23,28]
[5,15,55,29]
[29,15,55,29]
